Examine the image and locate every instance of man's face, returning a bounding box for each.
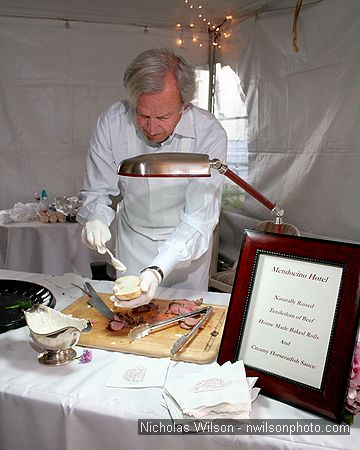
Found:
[135,74,183,145]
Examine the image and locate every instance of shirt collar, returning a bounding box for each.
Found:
[172,106,196,139]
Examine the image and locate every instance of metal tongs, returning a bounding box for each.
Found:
[128,305,213,355]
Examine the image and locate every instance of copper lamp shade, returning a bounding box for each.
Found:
[118,153,211,177]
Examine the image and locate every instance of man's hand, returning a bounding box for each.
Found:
[81,219,111,254]
[114,269,160,308]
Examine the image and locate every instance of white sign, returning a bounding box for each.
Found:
[238,253,343,388]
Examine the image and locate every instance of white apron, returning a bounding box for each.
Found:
[115,178,213,291]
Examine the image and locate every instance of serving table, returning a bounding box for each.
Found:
[0,221,104,277]
[0,269,358,450]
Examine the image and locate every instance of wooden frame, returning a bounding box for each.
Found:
[218,230,360,422]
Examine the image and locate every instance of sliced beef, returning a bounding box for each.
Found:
[107,298,204,332]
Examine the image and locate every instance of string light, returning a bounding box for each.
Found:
[176,2,233,49]
[208,16,232,49]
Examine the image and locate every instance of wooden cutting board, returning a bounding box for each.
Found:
[62,293,227,364]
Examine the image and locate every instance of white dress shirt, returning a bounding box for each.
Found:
[77,101,227,290]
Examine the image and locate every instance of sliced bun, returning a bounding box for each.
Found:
[114,286,142,300]
[114,275,140,288]
[113,275,141,301]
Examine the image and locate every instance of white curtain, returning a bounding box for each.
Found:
[218,0,360,263]
[0,17,208,211]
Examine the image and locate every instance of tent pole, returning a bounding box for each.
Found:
[207,28,217,113]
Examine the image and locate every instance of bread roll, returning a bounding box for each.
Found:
[113,275,141,300]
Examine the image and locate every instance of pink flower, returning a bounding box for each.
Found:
[350,371,360,388]
[78,349,93,363]
[345,339,360,416]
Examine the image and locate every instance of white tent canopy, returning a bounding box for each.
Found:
[0,0,359,266]
[0,0,302,28]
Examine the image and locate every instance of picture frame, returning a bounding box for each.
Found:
[217,229,360,422]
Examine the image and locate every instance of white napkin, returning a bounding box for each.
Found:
[163,361,259,420]
[106,354,171,388]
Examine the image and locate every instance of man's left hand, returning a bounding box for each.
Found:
[114,269,160,308]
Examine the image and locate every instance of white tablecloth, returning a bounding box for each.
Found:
[0,221,104,278]
[0,269,358,450]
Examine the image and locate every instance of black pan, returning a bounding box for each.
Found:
[0,279,56,334]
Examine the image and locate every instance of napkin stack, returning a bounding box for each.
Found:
[107,354,171,388]
[163,360,260,420]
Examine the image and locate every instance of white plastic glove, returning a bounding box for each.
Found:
[81,219,111,254]
[114,269,161,309]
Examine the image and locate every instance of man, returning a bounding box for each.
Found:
[77,48,227,307]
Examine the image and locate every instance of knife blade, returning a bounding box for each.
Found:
[84,282,114,320]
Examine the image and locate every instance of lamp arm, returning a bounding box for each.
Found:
[209,159,284,229]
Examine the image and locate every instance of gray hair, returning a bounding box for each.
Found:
[123,48,196,111]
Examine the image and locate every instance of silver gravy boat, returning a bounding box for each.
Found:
[24,304,91,366]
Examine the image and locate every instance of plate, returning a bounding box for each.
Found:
[0,280,56,334]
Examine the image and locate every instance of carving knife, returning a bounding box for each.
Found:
[83,282,114,320]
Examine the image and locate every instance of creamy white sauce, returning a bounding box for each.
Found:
[25,305,88,334]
